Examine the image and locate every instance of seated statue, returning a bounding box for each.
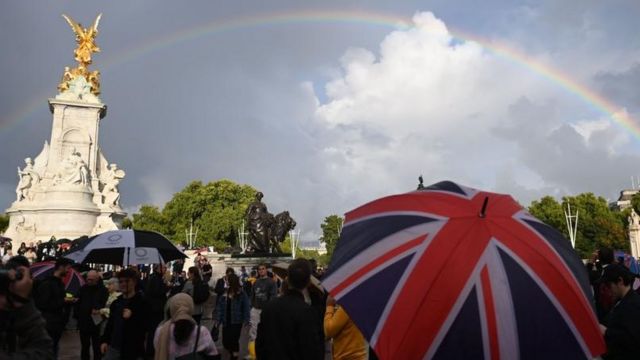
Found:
[56,147,90,187]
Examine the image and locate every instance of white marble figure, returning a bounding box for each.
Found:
[57,147,90,186]
[101,163,125,207]
[16,158,40,202]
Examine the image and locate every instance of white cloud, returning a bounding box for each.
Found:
[307,11,638,212]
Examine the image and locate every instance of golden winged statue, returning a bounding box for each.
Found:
[58,14,102,95]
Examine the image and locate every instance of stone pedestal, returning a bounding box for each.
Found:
[629,210,640,258]
[5,82,126,248]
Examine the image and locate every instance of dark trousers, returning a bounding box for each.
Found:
[80,327,102,360]
[47,328,63,359]
[145,313,164,358]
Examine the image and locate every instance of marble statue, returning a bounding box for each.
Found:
[4,13,126,249]
[244,192,297,254]
[16,158,40,202]
[101,163,125,207]
[56,148,90,186]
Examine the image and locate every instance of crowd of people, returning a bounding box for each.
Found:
[587,248,640,359]
[0,248,368,360]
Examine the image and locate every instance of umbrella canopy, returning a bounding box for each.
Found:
[31,261,85,295]
[64,229,186,266]
[322,181,605,360]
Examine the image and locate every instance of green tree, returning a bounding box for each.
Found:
[132,205,167,234]
[131,179,257,251]
[121,216,133,229]
[320,215,343,260]
[631,192,640,215]
[0,213,9,233]
[528,193,628,258]
[529,196,566,238]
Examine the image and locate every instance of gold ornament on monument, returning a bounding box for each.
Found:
[58,14,102,95]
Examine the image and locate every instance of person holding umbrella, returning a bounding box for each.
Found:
[100,268,150,360]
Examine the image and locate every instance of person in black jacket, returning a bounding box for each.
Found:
[100,268,150,360]
[256,259,324,360]
[0,256,54,359]
[75,270,108,360]
[144,264,169,358]
[600,264,640,359]
[34,257,74,358]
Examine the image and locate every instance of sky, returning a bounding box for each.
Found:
[1,1,639,245]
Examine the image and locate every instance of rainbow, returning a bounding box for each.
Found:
[3,9,635,138]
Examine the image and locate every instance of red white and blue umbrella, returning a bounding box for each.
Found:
[31,261,85,295]
[64,229,186,266]
[322,181,605,360]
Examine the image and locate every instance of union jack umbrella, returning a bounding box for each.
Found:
[322,181,605,360]
[31,261,86,295]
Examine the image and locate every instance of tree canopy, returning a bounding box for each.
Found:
[131,179,257,251]
[528,193,628,258]
[320,214,343,260]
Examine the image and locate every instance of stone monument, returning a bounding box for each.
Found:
[4,14,126,248]
[244,192,296,254]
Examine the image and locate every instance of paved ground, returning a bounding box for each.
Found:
[59,331,82,360]
[58,328,247,360]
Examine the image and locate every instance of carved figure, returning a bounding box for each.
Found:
[58,14,102,95]
[57,148,90,187]
[244,192,272,253]
[269,211,297,253]
[62,14,101,67]
[243,192,296,254]
[101,163,125,207]
[16,158,40,202]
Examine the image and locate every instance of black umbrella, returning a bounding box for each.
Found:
[64,229,186,265]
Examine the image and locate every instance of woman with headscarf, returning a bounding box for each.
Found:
[154,293,219,360]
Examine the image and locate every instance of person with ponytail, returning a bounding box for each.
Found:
[154,293,219,360]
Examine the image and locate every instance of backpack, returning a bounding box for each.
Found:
[192,280,210,304]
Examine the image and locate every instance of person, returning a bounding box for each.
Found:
[182,266,207,322]
[33,257,75,358]
[0,255,54,359]
[17,243,27,256]
[249,263,277,344]
[201,262,213,283]
[256,259,324,360]
[324,295,367,360]
[599,264,640,359]
[144,264,169,358]
[100,268,150,360]
[24,244,37,264]
[75,270,109,360]
[590,248,616,323]
[154,293,219,360]
[169,271,187,296]
[215,273,250,360]
[239,266,249,285]
[2,250,13,265]
[99,277,121,334]
[214,267,235,300]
